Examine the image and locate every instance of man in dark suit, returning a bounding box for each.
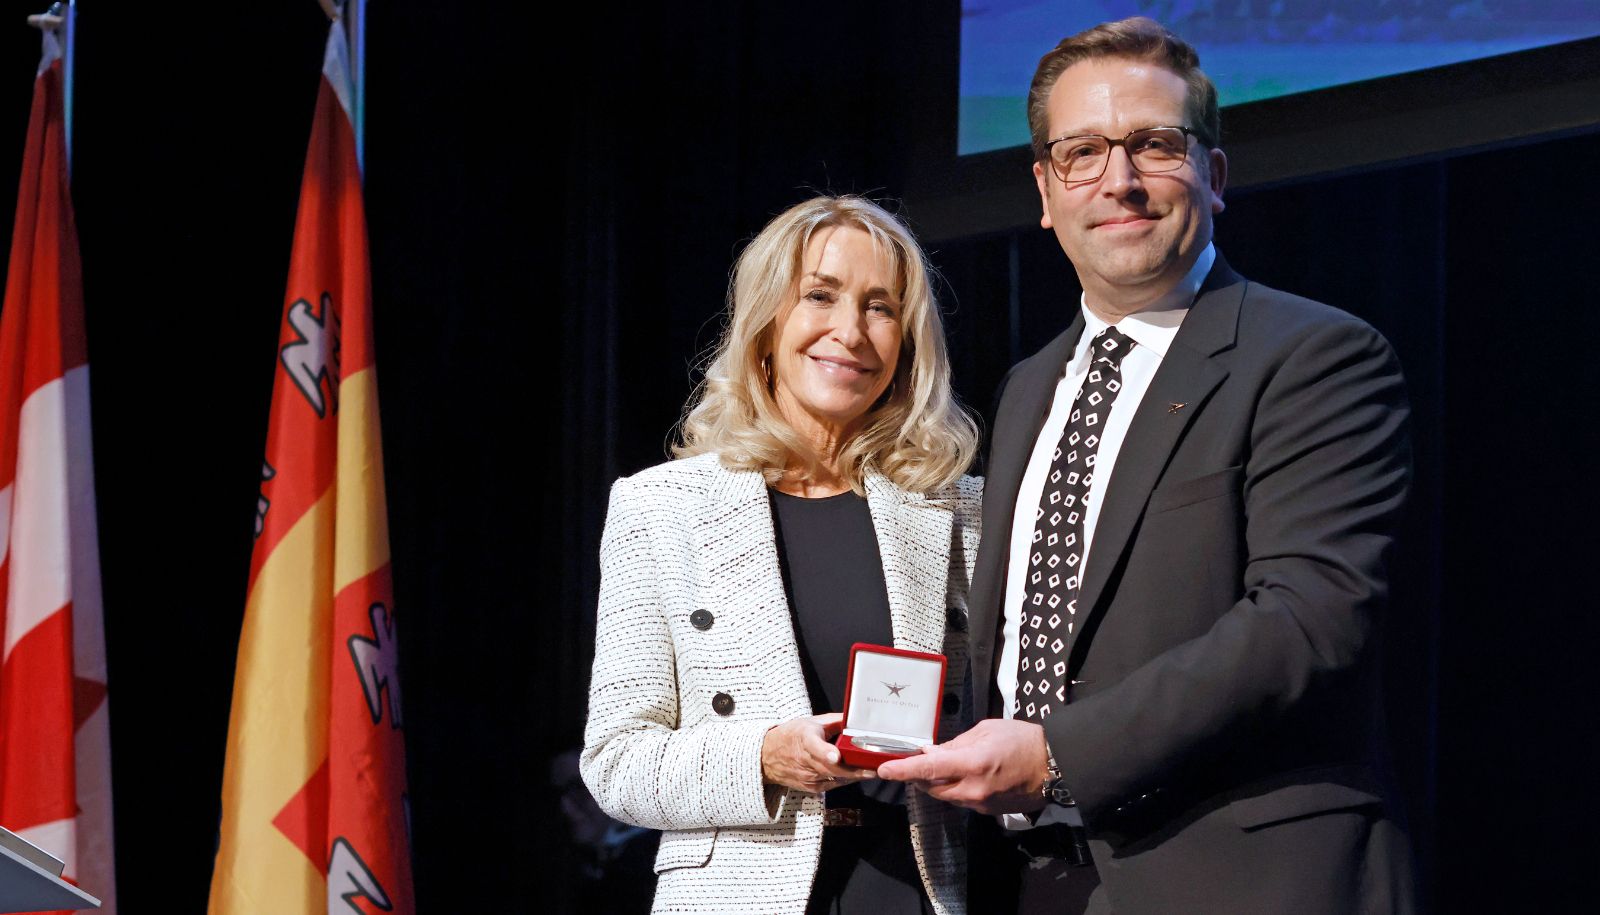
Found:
[877,18,1416,913]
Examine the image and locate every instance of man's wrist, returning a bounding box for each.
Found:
[1041,748,1076,807]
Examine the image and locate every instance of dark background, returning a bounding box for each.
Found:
[2,1,1596,912]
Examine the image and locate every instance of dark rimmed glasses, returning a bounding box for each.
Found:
[1043,126,1196,183]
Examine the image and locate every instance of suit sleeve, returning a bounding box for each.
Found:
[579,476,787,831]
[1046,317,1411,823]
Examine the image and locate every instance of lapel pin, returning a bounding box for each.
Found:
[1168,402,1187,413]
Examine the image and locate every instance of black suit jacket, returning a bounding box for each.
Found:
[969,254,1417,913]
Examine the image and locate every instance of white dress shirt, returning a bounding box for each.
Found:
[998,244,1215,829]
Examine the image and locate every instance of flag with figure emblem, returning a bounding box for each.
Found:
[0,26,117,914]
[208,17,413,915]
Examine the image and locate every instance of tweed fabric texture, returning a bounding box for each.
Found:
[582,452,981,914]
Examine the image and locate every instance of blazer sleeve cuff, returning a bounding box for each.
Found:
[700,718,790,826]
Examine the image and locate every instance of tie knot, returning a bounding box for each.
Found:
[1091,326,1136,370]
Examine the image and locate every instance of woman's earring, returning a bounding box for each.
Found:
[761,355,773,386]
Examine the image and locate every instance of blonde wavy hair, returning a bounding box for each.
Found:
[674,195,978,495]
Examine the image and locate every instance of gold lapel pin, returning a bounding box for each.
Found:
[1168,402,1187,413]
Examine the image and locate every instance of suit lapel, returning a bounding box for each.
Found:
[866,474,952,656]
[985,316,1085,526]
[692,465,812,722]
[689,465,954,722]
[969,316,1084,710]
[1073,259,1246,627]
[868,480,965,905]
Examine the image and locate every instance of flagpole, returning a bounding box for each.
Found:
[349,0,367,175]
[63,1,74,172]
[318,0,365,176]
[24,4,73,173]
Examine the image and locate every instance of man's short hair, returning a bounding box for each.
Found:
[1027,17,1221,162]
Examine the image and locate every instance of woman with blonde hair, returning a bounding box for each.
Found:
[582,195,981,913]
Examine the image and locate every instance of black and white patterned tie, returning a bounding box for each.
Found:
[1016,325,1135,723]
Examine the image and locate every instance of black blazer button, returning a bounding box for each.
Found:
[942,692,961,715]
[690,609,714,630]
[712,692,735,715]
[946,608,968,632]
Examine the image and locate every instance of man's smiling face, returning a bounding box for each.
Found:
[1032,56,1227,315]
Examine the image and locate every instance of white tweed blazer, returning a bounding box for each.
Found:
[581,452,982,914]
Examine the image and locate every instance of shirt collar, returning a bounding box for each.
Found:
[1077,242,1215,360]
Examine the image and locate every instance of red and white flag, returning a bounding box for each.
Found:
[209,17,414,914]
[0,26,117,913]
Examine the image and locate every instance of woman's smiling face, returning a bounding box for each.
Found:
[770,224,903,443]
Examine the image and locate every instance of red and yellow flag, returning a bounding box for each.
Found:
[209,19,413,915]
[0,27,116,914]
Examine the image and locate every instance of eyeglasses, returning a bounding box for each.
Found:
[1043,126,1196,183]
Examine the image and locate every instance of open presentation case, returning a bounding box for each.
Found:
[835,643,946,769]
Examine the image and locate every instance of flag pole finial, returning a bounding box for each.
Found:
[26,2,64,29]
[318,0,341,22]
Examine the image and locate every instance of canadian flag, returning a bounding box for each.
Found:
[0,25,117,914]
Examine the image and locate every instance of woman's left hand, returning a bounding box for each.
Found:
[760,712,876,794]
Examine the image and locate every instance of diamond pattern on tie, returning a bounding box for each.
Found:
[1016,326,1135,723]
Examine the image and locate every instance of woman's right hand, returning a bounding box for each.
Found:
[760,712,875,794]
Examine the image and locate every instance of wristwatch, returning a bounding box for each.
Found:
[1041,749,1076,807]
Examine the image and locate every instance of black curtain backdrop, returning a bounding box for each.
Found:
[1,2,1596,912]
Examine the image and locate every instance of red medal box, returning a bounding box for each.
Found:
[835,643,947,769]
